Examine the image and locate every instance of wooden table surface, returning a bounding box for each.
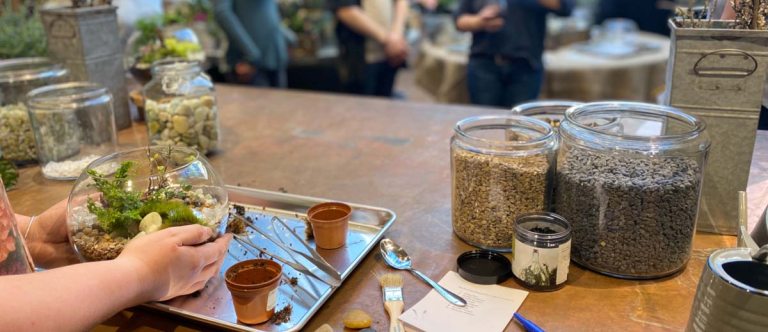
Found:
[9,85,761,332]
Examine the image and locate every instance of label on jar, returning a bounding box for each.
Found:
[267,288,278,311]
[512,238,571,288]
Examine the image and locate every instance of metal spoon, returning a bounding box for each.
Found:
[379,238,467,307]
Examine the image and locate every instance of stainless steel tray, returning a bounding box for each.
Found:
[143,186,396,331]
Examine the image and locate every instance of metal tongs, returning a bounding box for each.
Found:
[231,214,342,287]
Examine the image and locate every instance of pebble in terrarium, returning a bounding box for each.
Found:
[67,146,228,261]
[143,59,220,155]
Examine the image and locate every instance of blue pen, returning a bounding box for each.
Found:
[514,312,545,332]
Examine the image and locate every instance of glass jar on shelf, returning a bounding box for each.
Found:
[555,102,710,279]
[0,58,67,164]
[143,58,219,155]
[26,82,117,180]
[451,115,557,251]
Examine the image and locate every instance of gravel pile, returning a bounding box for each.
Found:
[554,148,701,277]
[452,148,551,249]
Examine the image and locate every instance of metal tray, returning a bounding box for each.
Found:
[143,186,397,331]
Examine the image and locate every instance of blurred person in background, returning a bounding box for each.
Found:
[329,0,410,97]
[213,0,294,87]
[455,0,574,108]
[595,0,674,36]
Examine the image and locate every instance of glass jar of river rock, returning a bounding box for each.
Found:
[143,59,219,154]
[451,115,556,251]
[555,102,710,279]
[0,58,67,163]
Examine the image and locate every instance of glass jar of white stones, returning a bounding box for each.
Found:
[451,115,557,252]
[555,102,710,279]
[0,58,67,164]
[143,59,219,154]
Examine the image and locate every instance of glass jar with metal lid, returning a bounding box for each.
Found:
[554,101,710,279]
[451,115,557,251]
[0,58,67,163]
[27,82,117,180]
[143,59,219,155]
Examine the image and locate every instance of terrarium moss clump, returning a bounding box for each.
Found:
[71,158,221,261]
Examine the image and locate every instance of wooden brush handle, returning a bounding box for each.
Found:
[384,300,405,332]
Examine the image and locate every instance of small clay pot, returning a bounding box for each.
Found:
[225,259,282,324]
[307,202,351,249]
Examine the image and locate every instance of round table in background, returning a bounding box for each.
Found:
[415,32,671,105]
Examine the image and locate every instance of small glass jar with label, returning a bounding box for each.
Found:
[512,212,571,291]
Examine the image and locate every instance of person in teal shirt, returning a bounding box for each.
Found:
[213,0,295,87]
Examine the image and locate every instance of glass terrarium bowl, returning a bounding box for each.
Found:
[66,145,228,262]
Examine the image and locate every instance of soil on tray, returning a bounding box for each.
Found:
[71,228,129,261]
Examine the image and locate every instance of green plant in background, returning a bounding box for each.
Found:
[0,2,46,59]
[0,159,18,190]
[132,16,203,67]
[86,160,202,238]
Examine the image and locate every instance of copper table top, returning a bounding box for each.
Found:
[9,85,762,332]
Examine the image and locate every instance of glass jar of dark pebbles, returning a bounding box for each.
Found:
[451,115,557,251]
[555,102,710,279]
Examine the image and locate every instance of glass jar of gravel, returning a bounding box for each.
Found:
[555,102,710,279]
[0,58,67,164]
[27,82,117,180]
[143,59,219,154]
[451,115,557,251]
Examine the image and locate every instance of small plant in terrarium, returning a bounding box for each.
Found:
[68,146,228,261]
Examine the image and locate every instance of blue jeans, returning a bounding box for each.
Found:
[467,56,543,108]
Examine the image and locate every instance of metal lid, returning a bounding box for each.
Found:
[456,250,511,285]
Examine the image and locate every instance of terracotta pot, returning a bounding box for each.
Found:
[307,202,351,249]
[225,259,282,324]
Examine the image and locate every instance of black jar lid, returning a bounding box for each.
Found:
[457,250,511,285]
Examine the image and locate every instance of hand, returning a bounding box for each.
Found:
[384,33,408,67]
[478,5,505,32]
[234,62,257,84]
[23,199,79,269]
[116,225,232,302]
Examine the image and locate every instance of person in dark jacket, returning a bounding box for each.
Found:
[213,0,293,87]
[455,0,574,108]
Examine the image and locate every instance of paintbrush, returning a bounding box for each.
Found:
[379,273,405,332]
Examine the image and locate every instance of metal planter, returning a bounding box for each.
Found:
[40,5,130,130]
[665,19,768,234]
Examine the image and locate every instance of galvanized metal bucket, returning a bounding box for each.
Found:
[39,5,130,130]
[665,19,768,235]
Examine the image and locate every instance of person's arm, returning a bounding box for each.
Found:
[213,0,262,64]
[391,0,409,38]
[386,0,410,66]
[335,6,390,44]
[0,225,231,331]
[15,199,79,269]
[456,4,505,32]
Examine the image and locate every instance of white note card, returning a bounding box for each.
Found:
[399,271,529,332]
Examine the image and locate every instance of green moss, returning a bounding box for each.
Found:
[85,160,202,237]
[140,200,202,228]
